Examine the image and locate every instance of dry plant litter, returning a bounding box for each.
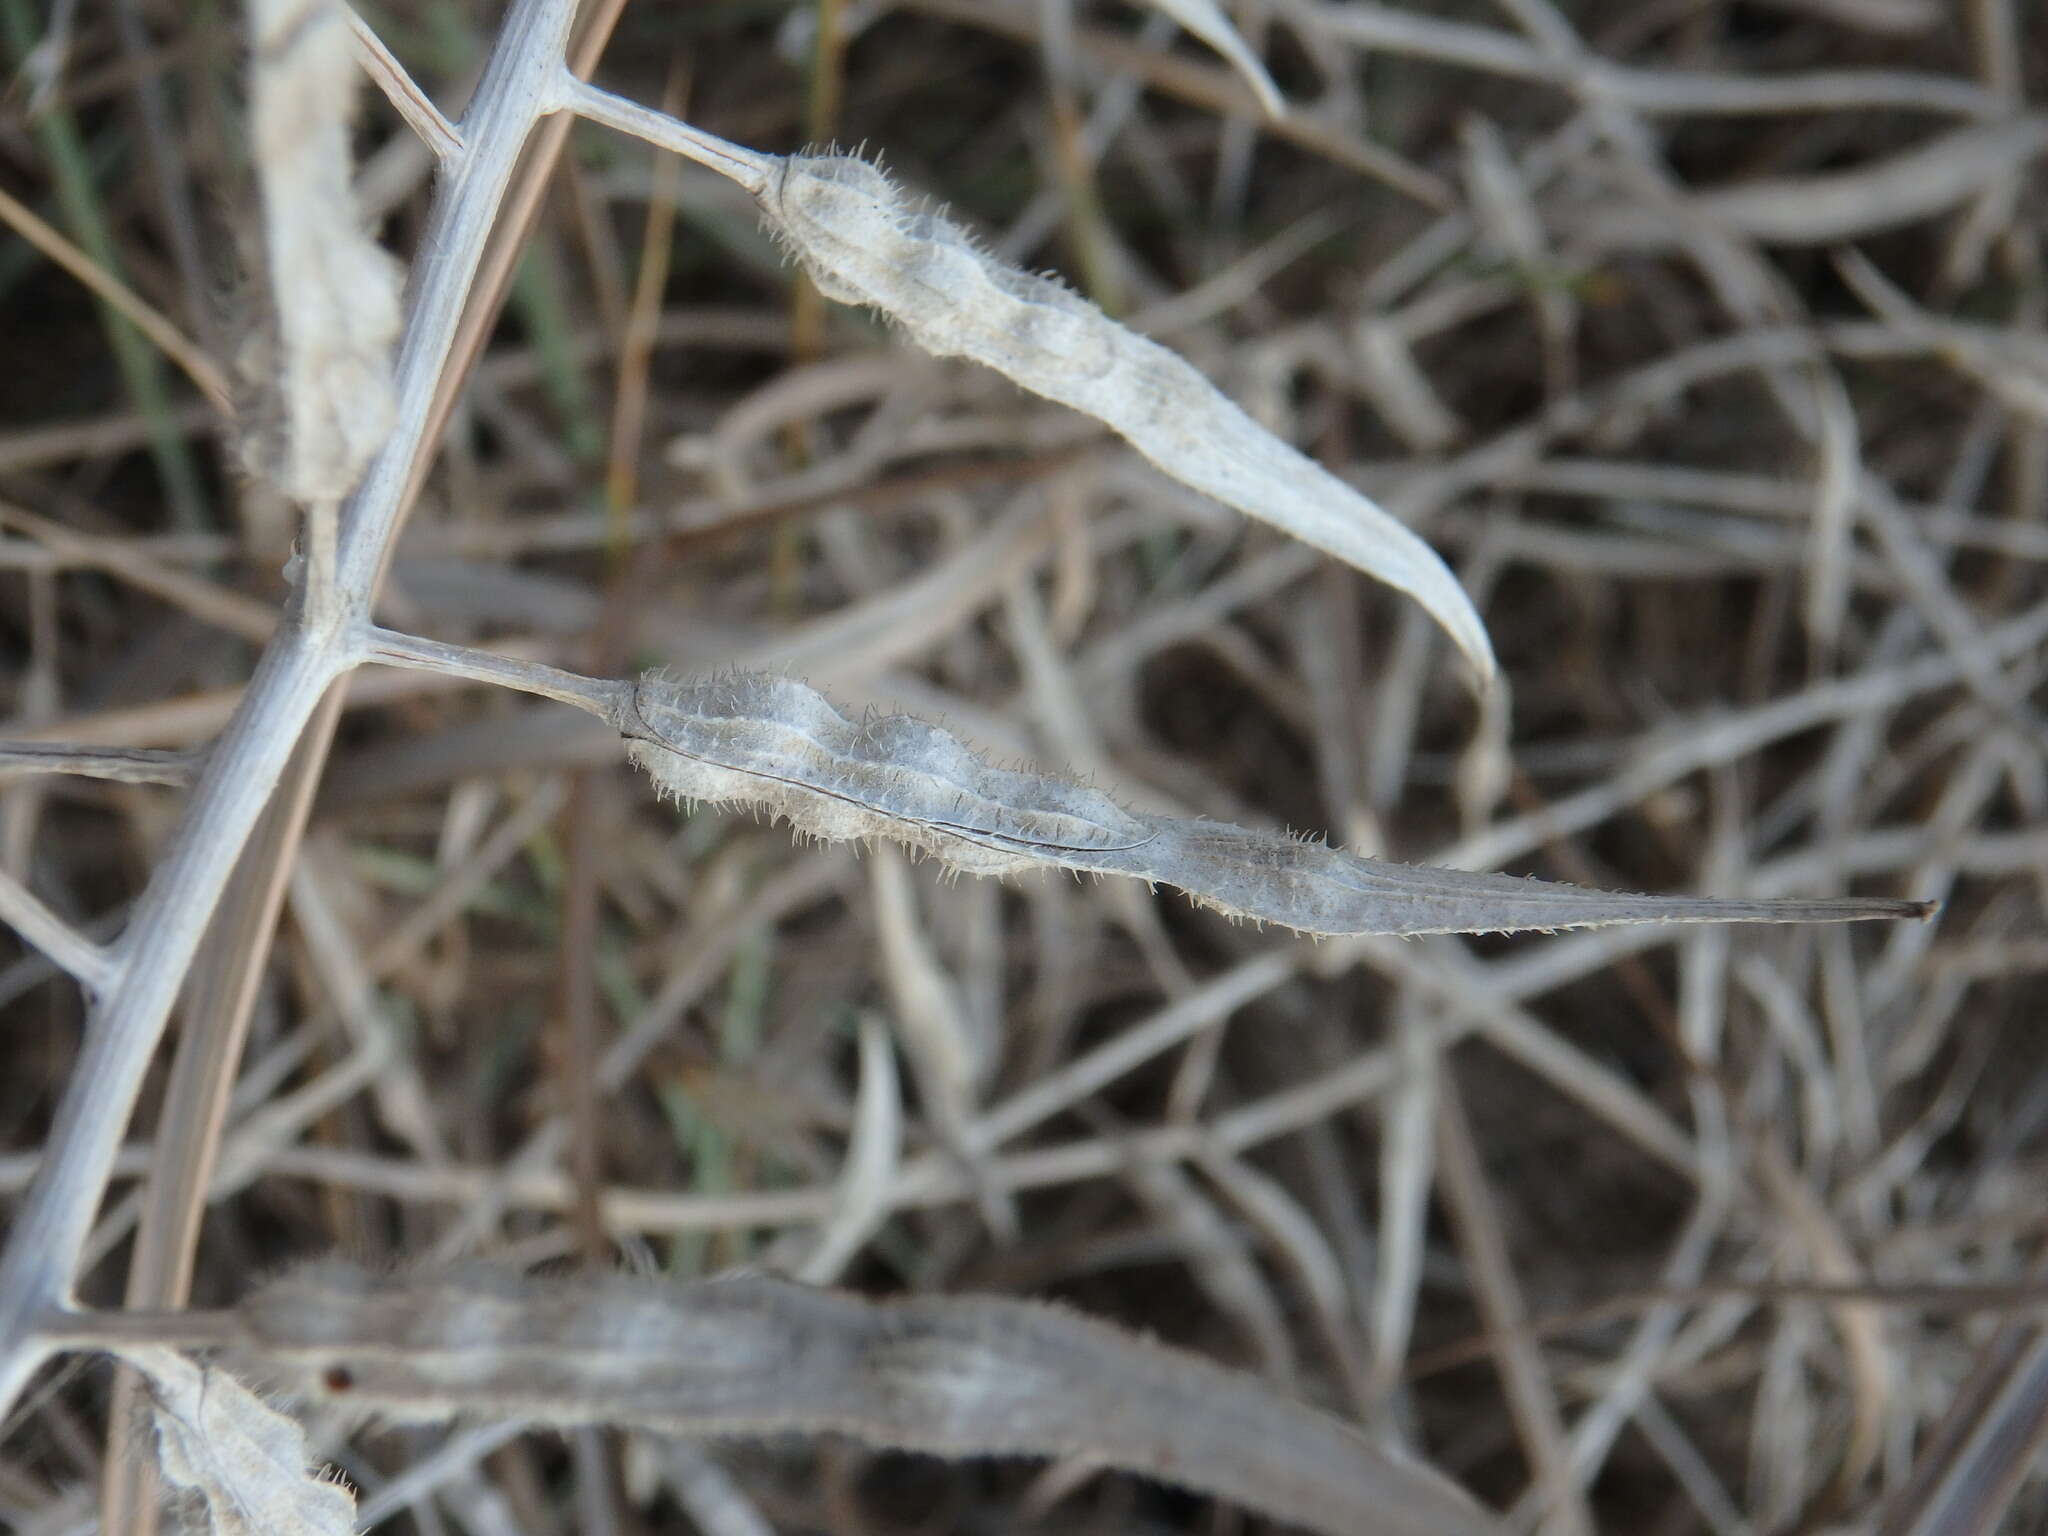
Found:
[0,0,2042,1533]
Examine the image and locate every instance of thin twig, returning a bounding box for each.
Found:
[558,76,773,193]
[345,3,462,158]
[0,180,232,411]
[357,624,630,718]
[0,865,111,992]
[0,743,196,786]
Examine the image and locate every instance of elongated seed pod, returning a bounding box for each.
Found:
[626,672,1155,877]
[242,0,400,502]
[620,672,1935,936]
[754,153,1498,682]
[1093,821,1934,936]
[231,1262,1500,1536]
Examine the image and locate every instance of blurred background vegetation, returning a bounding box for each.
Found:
[2,1,2045,1531]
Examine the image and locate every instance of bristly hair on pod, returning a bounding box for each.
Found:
[748,147,1500,684]
[618,670,1934,938]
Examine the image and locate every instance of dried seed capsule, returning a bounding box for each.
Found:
[755,152,1498,682]
[621,671,1933,936]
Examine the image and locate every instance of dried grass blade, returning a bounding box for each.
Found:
[233,1261,1502,1536]
[1137,0,1286,115]
[795,1011,901,1283]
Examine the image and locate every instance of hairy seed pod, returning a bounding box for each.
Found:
[626,672,1154,876]
[754,152,1498,682]
[230,1261,1498,1536]
[621,672,1934,936]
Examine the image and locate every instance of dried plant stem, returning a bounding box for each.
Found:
[101,710,348,1536]
[0,866,111,990]
[5,5,2028,1528]
[0,743,196,785]
[0,180,232,411]
[560,77,772,194]
[0,0,583,1419]
[0,637,346,1419]
[360,624,629,714]
[345,4,462,160]
[1285,0,2003,118]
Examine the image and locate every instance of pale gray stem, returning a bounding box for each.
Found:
[39,1306,242,1354]
[303,498,340,631]
[358,624,633,721]
[345,3,463,158]
[555,75,774,193]
[0,0,583,1419]
[0,631,344,1416]
[0,865,113,992]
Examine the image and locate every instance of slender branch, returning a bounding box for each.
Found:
[0,866,113,992]
[334,1,578,599]
[345,3,463,159]
[35,1304,242,1355]
[0,742,196,786]
[0,631,343,1422]
[0,0,585,1420]
[556,75,775,194]
[356,624,632,721]
[0,180,233,412]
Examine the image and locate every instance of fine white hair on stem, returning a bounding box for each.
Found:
[355,635,1939,935]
